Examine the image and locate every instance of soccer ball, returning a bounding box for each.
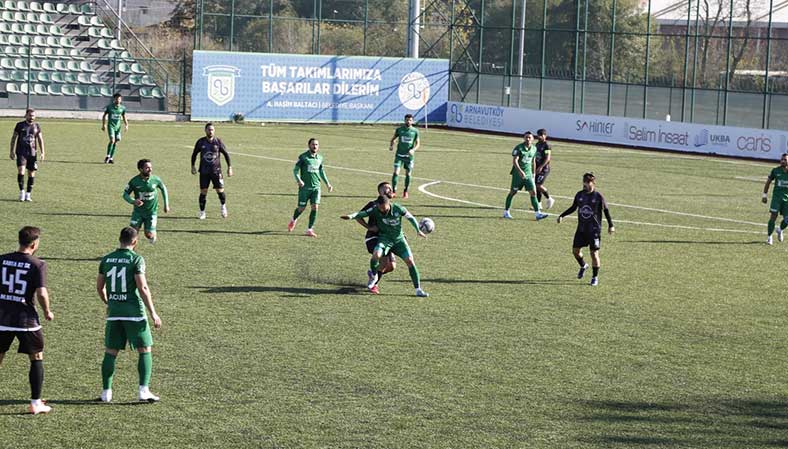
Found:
[418,217,435,234]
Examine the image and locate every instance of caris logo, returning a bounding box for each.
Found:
[576,120,614,136]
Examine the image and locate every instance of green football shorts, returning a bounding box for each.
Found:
[510,174,535,192]
[105,319,153,350]
[374,237,412,259]
[130,210,157,232]
[108,127,122,142]
[393,155,414,171]
[298,187,321,207]
[770,196,788,216]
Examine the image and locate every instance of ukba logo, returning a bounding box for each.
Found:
[398,72,430,111]
[204,65,241,107]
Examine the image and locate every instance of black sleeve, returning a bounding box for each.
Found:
[600,193,613,227]
[219,140,232,167]
[37,260,47,289]
[191,139,201,166]
[559,193,580,218]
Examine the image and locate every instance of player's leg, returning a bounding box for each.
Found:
[20,330,50,414]
[525,178,545,219]
[392,160,402,195]
[101,320,126,402]
[403,161,413,198]
[504,175,520,218]
[198,187,209,219]
[368,245,386,288]
[144,215,157,244]
[536,172,554,209]
[289,188,309,231]
[215,174,227,218]
[777,201,788,243]
[16,161,26,201]
[24,158,37,201]
[589,249,601,286]
[105,131,115,162]
[305,189,320,236]
[128,321,158,402]
[396,240,427,297]
[767,210,779,244]
[0,331,12,364]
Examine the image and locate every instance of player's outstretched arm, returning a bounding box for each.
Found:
[36,287,53,321]
[9,132,17,159]
[557,201,579,223]
[96,274,108,305]
[136,273,161,329]
[37,132,45,161]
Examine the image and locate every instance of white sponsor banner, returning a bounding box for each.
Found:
[447,102,788,161]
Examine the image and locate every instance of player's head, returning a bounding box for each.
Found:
[119,226,138,248]
[205,122,215,138]
[404,114,414,126]
[781,153,788,167]
[376,194,391,211]
[113,93,122,105]
[137,158,152,177]
[24,108,35,122]
[308,138,319,154]
[523,131,534,145]
[18,226,41,252]
[582,172,596,191]
[377,181,393,199]
[536,128,547,141]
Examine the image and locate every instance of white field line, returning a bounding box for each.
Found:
[417,181,763,235]
[230,151,764,228]
[735,176,767,182]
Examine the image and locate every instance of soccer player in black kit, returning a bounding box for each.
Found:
[191,122,233,219]
[557,173,615,286]
[9,108,45,202]
[0,226,54,415]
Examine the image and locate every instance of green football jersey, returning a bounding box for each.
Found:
[105,104,126,130]
[354,203,417,241]
[770,166,788,201]
[394,126,419,157]
[511,143,537,178]
[294,151,325,190]
[99,248,146,320]
[124,174,168,214]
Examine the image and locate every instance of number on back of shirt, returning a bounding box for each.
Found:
[106,266,127,293]
[2,267,28,295]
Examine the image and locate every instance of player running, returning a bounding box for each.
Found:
[503,131,548,220]
[762,152,788,245]
[557,172,615,286]
[341,195,429,297]
[0,226,54,415]
[191,122,233,219]
[389,114,420,198]
[101,93,128,164]
[97,227,162,403]
[353,182,397,294]
[535,128,555,210]
[288,138,333,237]
[123,159,170,244]
[9,108,45,202]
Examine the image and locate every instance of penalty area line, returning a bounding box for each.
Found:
[417,181,763,235]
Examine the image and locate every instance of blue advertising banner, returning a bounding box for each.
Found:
[191,51,450,123]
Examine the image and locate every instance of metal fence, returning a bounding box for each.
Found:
[195,0,788,130]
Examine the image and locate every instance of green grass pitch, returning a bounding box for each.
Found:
[0,118,786,449]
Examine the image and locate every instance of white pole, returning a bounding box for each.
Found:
[116,0,122,43]
[516,0,527,107]
[408,0,421,58]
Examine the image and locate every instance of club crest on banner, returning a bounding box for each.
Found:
[398,72,430,110]
[203,65,241,107]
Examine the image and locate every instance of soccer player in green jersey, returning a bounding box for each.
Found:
[97,227,162,403]
[123,159,170,244]
[503,131,548,220]
[101,93,128,164]
[341,195,429,297]
[288,138,333,237]
[389,114,420,198]
[762,153,788,245]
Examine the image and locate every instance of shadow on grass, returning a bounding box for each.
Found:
[626,239,764,245]
[389,277,581,286]
[575,398,788,448]
[191,285,363,296]
[163,229,282,236]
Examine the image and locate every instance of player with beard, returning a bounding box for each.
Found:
[353,182,397,294]
[288,138,333,237]
[557,172,615,286]
[763,153,788,245]
[534,128,555,210]
[123,159,170,244]
[191,123,233,219]
[9,108,45,202]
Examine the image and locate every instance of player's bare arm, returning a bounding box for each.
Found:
[763,177,773,203]
[101,111,108,131]
[96,274,108,305]
[513,156,525,179]
[36,133,44,161]
[36,287,53,321]
[136,273,161,329]
[9,132,17,159]
[389,132,398,151]
[410,136,420,155]
[122,112,129,131]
